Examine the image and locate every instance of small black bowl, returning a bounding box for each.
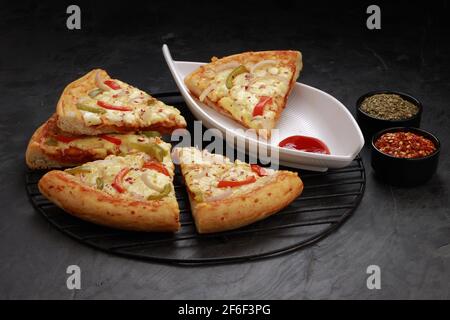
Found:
[356,90,423,139]
[371,127,440,186]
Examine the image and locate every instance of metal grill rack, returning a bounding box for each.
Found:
[25,92,366,265]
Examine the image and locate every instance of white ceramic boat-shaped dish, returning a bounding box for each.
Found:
[163,44,364,171]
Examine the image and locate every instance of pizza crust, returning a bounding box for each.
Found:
[26,120,80,169]
[56,69,186,135]
[188,171,303,233]
[38,170,180,232]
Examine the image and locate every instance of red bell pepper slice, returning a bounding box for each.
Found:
[250,164,268,176]
[112,168,130,193]
[104,80,121,90]
[55,135,78,143]
[100,135,122,146]
[217,176,256,188]
[97,101,132,111]
[142,161,170,176]
[252,96,272,117]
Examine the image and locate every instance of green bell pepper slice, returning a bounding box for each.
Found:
[140,131,161,138]
[226,65,248,89]
[96,177,104,190]
[45,137,58,146]
[88,88,103,98]
[147,183,171,200]
[66,167,91,175]
[76,103,106,114]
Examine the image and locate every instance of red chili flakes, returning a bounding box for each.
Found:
[375,131,436,158]
[125,177,134,184]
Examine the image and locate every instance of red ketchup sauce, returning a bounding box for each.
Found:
[278,135,330,155]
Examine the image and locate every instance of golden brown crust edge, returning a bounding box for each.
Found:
[25,121,76,169]
[56,69,100,134]
[188,171,303,234]
[38,170,180,232]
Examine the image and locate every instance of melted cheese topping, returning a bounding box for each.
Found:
[177,147,276,202]
[199,61,293,129]
[42,134,173,173]
[66,153,174,201]
[77,79,183,127]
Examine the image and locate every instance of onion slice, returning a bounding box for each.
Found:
[199,84,216,102]
[250,60,277,73]
[141,172,164,192]
[204,188,233,202]
[95,71,112,91]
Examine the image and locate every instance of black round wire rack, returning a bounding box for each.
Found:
[25,92,366,265]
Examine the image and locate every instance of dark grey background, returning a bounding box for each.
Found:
[0,0,449,299]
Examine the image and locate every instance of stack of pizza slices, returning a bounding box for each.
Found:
[27,52,304,234]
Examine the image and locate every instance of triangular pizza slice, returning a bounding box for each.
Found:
[175,147,303,233]
[184,50,302,138]
[56,69,186,135]
[38,152,180,232]
[26,114,172,169]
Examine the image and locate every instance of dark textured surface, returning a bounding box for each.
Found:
[0,0,449,299]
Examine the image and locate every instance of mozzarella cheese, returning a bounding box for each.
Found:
[67,153,174,200]
[77,79,183,127]
[178,147,275,202]
[123,112,136,124]
[199,60,294,129]
[104,110,123,122]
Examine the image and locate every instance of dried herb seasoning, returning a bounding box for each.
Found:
[360,94,419,120]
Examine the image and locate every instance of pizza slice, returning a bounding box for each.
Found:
[26,114,173,169]
[38,153,179,232]
[174,147,303,233]
[184,50,302,138]
[56,69,187,135]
